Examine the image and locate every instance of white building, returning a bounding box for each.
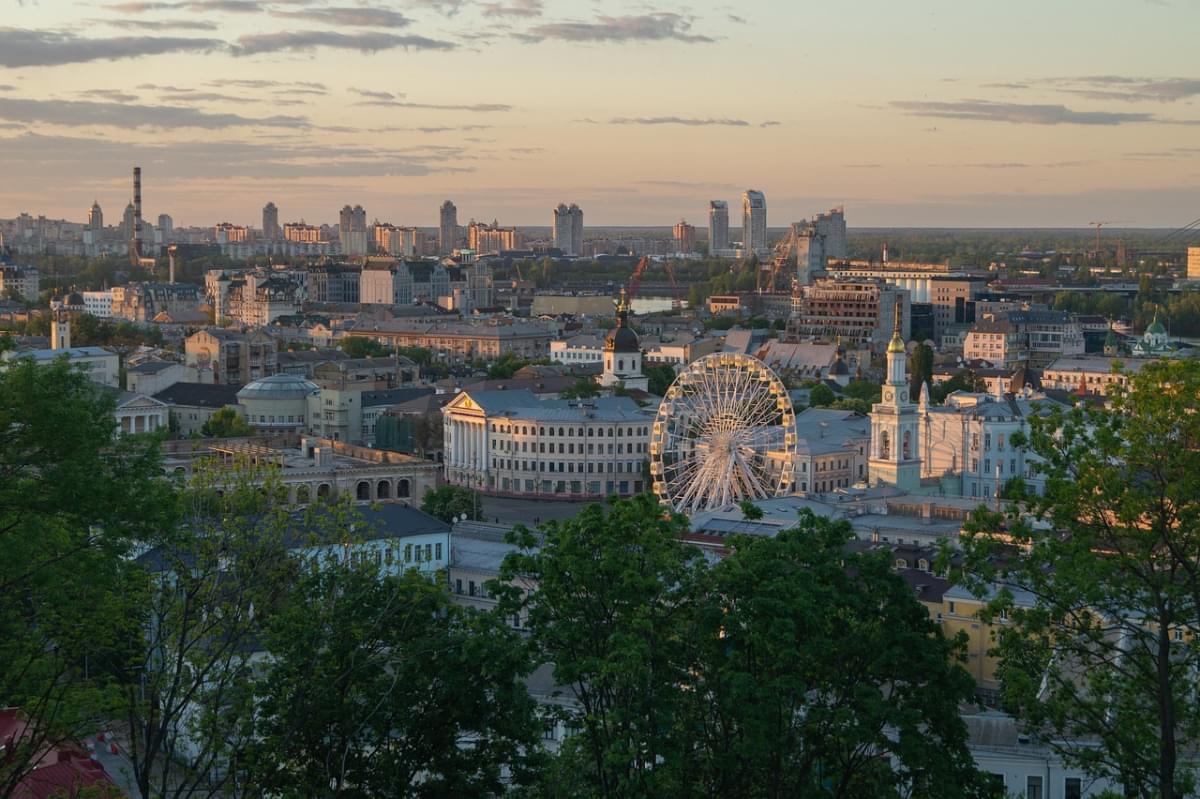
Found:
[868,317,921,492]
[599,290,648,391]
[0,264,39,301]
[3,346,120,388]
[82,289,114,319]
[115,391,170,436]
[549,334,604,366]
[443,389,651,500]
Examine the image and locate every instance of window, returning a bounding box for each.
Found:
[947,601,956,614]
[1026,776,1043,799]
[404,544,412,562]
[1064,777,1081,799]
[435,543,443,560]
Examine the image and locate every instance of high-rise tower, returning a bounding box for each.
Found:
[88,201,103,232]
[708,200,729,254]
[552,203,583,256]
[439,200,458,255]
[742,190,766,255]
[262,202,280,240]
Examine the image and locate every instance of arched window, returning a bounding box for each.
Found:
[377,480,391,500]
[902,430,911,460]
[918,559,929,571]
[397,479,410,498]
[317,483,332,498]
[356,481,371,500]
[879,430,890,459]
[296,485,311,504]
[895,558,908,569]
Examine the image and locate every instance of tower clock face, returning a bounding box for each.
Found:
[883,389,893,401]
[899,390,907,402]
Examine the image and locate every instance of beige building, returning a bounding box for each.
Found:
[344,320,552,361]
[787,279,910,349]
[1189,246,1200,280]
[111,282,201,323]
[673,219,696,254]
[468,220,520,254]
[963,310,1085,368]
[1041,355,1152,396]
[185,328,278,385]
[530,294,613,317]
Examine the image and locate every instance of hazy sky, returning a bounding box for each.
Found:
[3,0,1200,228]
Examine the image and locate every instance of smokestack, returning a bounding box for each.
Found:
[168,244,176,284]
[132,166,143,265]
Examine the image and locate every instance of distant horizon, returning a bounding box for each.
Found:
[4,1,1200,226]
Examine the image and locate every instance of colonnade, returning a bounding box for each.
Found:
[446,417,488,471]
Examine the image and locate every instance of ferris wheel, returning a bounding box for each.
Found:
[650,353,797,514]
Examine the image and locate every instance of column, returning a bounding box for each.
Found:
[451,419,459,468]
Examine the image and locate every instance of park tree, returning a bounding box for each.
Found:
[807,382,836,407]
[498,495,704,798]
[200,406,252,438]
[559,377,601,400]
[960,359,1200,799]
[339,336,389,359]
[0,358,173,795]
[246,561,544,796]
[644,363,677,396]
[420,484,483,523]
[908,342,934,396]
[930,369,986,404]
[675,512,990,798]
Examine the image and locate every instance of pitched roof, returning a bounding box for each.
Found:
[153,382,242,408]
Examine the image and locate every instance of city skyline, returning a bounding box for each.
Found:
[3,0,1200,227]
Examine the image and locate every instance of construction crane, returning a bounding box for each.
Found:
[761,226,797,294]
[1088,220,1132,256]
[626,255,651,300]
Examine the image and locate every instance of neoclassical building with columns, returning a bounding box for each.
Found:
[443,389,652,501]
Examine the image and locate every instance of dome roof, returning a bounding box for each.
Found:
[65,292,84,306]
[605,324,640,353]
[829,355,849,375]
[237,373,318,401]
[1146,316,1166,335]
[887,330,906,355]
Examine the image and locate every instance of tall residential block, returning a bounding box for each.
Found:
[439,200,458,255]
[814,206,847,260]
[262,202,280,240]
[673,219,696,254]
[87,201,103,232]
[1189,247,1200,280]
[742,189,767,254]
[339,204,368,257]
[709,200,729,254]
[552,203,583,256]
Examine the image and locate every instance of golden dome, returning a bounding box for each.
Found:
[887,330,905,354]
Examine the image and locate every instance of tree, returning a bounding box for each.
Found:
[246,562,543,796]
[559,377,601,400]
[908,342,934,396]
[930,369,986,404]
[960,360,1200,799]
[487,352,530,379]
[339,336,389,359]
[420,484,482,523]
[200,406,252,438]
[675,512,990,798]
[498,495,704,798]
[842,378,882,405]
[808,383,836,407]
[644,364,677,397]
[102,464,300,799]
[0,358,173,795]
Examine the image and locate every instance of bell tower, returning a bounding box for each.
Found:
[869,300,920,492]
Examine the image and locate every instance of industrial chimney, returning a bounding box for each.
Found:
[131,166,143,266]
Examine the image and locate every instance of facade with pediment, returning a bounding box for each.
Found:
[443,389,652,501]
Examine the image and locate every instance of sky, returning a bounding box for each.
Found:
[3,0,1200,228]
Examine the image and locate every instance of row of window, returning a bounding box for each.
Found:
[494,478,637,496]
[492,458,641,474]
[249,414,305,424]
[493,439,646,455]
[487,423,649,438]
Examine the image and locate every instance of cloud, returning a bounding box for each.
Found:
[270,7,413,28]
[0,27,223,67]
[0,97,305,129]
[234,31,455,55]
[843,163,882,169]
[890,99,1158,125]
[95,18,220,31]
[980,82,1030,90]
[353,99,511,112]
[160,91,248,102]
[208,79,328,91]
[727,14,746,23]
[82,89,140,102]
[0,84,17,91]
[350,88,402,101]
[481,0,542,17]
[108,0,260,12]
[519,13,714,44]
[0,132,475,181]
[1055,76,1200,103]
[759,120,780,127]
[610,116,750,126]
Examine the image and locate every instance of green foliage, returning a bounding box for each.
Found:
[71,314,164,349]
[960,360,1200,798]
[643,363,677,396]
[338,336,390,359]
[247,563,543,796]
[487,351,532,379]
[420,484,483,523]
[199,405,252,438]
[808,382,836,407]
[500,499,989,798]
[931,369,986,404]
[829,397,871,414]
[909,342,934,396]
[559,377,601,400]
[842,378,882,404]
[0,359,172,795]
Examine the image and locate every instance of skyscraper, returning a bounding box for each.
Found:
[552,203,583,256]
[439,200,457,255]
[742,190,767,255]
[708,200,729,254]
[122,202,135,245]
[339,204,368,257]
[157,214,173,240]
[88,201,103,232]
[262,202,279,240]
